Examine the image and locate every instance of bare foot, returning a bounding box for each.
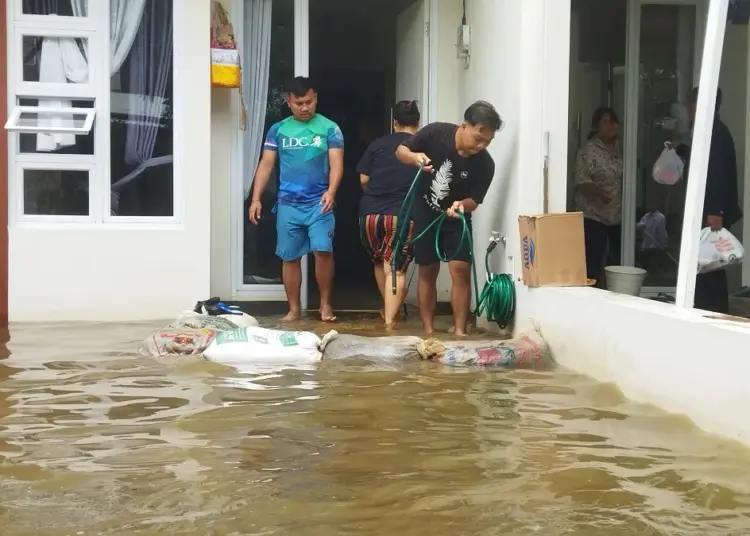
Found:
[280,310,301,323]
[319,305,337,323]
[452,325,470,338]
[379,308,385,320]
[385,322,395,331]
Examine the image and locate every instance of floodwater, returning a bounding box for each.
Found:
[1,317,750,535]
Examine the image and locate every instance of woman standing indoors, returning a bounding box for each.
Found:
[574,107,624,287]
[357,101,420,327]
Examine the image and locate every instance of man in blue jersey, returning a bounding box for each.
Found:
[249,77,344,322]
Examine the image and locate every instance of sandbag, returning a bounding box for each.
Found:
[203,327,337,365]
[321,334,424,361]
[140,328,216,358]
[219,312,260,328]
[417,330,552,369]
[167,311,238,332]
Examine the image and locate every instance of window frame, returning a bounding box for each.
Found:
[6,0,181,227]
[5,104,96,135]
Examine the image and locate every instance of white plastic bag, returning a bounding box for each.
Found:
[698,227,744,274]
[652,142,684,186]
[203,326,335,364]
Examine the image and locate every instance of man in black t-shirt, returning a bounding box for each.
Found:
[396,101,502,336]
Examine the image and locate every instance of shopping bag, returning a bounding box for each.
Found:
[697,227,744,274]
[652,142,684,186]
[211,2,241,89]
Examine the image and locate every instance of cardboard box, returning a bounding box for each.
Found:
[518,212,588,287]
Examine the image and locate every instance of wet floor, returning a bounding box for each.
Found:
[1,316,750,535]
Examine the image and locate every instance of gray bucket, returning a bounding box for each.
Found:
[605,266,647,296]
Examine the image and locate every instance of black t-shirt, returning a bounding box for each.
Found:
[401,122,495,223]
[357,132,417,216]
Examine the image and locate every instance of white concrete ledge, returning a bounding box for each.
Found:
[517,286,750,447]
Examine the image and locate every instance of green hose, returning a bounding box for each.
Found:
[391,166,516,329]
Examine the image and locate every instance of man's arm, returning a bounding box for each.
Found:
[249,122,280,224]
[704,127,733,226]
[327,147,344,195]
[360,174,370,187]
[248,150,277,224]
[396,123,440,172]
[320,123,345,212]
[448,159,494,218]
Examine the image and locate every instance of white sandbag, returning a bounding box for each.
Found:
[203,326,336,365]
[321,334,424,360]
[219,312,259,328]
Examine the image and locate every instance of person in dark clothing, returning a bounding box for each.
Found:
[357,100,421,327]
[675,87,742,314]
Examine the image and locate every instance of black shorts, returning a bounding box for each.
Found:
[413,217,473,265]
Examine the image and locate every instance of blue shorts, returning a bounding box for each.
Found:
[275,203,335,261]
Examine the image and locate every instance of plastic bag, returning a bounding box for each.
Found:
[211,2,241,88]
[203,327,336,365]
[417,329,553,369]
[698,227,744,274]
[652,142,684,185]
[140,329,216,358]
[167,311,238,332]
[321,334,424,361]
[638,210,668,251]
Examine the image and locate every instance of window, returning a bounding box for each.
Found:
[7,0,175,223]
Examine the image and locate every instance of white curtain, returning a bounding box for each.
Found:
[242,0,273,199]
[109,0,173,205]
[36,0,146,151]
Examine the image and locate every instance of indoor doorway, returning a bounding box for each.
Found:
[234,0,434,311]
[568,0,705,294]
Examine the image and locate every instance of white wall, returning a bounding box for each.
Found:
[518,286,750,448]
[210,87,234,299]
[8,0,213,322]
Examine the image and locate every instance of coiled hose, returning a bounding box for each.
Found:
[391,165,516,329]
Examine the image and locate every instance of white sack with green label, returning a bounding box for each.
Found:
[203,327,337,365]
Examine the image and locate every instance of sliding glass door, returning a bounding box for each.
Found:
[622,0,706,294]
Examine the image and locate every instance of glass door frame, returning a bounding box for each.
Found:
[230,0,437,306]
[230,0,310,304]
[622,0,707,295]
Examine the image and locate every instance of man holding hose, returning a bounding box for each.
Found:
[396,101,503,336]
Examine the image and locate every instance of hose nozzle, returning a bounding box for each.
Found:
[487,231,505,253]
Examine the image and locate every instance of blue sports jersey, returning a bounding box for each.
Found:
[263,114,344,205]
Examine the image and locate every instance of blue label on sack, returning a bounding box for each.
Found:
[522,236,536,268]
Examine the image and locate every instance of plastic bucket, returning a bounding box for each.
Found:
[604,266,647,296]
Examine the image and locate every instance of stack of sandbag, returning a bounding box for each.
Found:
[321,333,424,361]
[140,310,259,358]
[417,328,553,369]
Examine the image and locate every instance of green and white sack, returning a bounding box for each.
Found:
[203,327,336,364]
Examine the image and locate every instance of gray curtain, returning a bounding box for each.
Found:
[242,0,273,199]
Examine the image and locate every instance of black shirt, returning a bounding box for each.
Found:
[357,132,417,216]
[401,122,495,223]
[675,116,742,227]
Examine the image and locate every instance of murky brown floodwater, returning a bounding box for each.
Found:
[1,317,750,535]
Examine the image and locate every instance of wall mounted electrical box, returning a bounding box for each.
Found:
[456,24,471,66]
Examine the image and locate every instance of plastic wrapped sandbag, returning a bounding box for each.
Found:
[203,327,336,365]
[417,330,553,369]
[140,328,216,359]
[167,311,238,332]
[321,334,424,361]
